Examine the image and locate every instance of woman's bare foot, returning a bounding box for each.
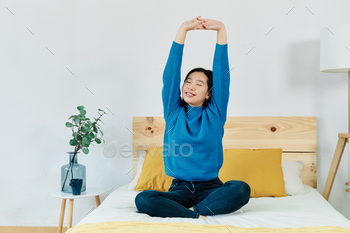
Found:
[189,207,206,218]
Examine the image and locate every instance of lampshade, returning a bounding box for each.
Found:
[320,23,350,73]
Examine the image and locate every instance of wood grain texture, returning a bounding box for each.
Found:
[222,117,316,152]
[132,117,317,188]
[283,153,317,188]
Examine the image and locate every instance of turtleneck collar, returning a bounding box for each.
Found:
[185,103,203,118]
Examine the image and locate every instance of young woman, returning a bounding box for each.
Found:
[135,16,251,219]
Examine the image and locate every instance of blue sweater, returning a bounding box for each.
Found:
[162,41,230,182]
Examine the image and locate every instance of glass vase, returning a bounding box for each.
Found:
[61,152,86,193]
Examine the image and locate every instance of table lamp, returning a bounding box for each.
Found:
[320,23,350,200]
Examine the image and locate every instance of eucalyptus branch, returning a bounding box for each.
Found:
[62,106,107,191]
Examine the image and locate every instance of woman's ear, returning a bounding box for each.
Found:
[206,92,211,100]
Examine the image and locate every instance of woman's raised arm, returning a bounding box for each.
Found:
[163,17,203,119]
[201,19,229,124]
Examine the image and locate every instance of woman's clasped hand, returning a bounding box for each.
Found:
[182,16,223,31]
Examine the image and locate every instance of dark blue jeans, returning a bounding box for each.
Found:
[135,177,251,218]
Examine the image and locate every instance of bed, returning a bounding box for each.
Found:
[67,117,350,232]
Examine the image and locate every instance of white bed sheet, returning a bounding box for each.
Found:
[77,183,350,229]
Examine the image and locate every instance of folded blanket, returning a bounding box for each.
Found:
[65,221,350,233]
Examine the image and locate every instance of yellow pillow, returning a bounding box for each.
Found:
[134,146,172,192]
[219,148,287,198]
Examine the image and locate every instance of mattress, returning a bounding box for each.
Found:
[76,183,350,229]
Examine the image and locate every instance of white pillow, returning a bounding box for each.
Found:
[281,160,307,196]
[127,150,146,190]
[128,151,307,196]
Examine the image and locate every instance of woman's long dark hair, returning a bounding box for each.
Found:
[181,67,213,112]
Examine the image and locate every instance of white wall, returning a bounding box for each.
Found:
[1,0,350,227]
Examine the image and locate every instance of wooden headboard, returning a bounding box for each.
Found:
[132,116,317,188]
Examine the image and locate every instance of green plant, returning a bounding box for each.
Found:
[62,106,107,191]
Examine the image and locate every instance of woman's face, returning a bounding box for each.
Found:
[182,71,211,107]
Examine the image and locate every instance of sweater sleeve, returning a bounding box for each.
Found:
[162,41,185,119]
[208,43,230,124]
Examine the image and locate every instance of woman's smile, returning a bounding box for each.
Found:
[185,91,196,97]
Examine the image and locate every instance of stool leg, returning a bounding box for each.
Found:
[57,199,66,233]
[323,137,347,200]
[95,196,101,207]
[67,199,74,229]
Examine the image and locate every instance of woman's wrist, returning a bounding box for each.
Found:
[214,21,223,31]
[180,23,191,32]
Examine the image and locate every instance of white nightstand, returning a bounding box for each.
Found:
[51,188,108,233]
